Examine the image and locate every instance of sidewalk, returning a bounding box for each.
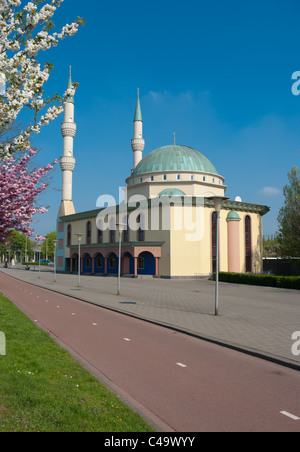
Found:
[0,266,299,369]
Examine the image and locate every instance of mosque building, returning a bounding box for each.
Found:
[56,73,270,278]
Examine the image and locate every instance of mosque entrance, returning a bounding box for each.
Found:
[137,251,155,276]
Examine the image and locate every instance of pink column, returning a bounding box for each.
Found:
[134,257,138,277]
[155,257,159,277]
[227,212,241,273]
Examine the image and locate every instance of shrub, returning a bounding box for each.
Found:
[219,272,300,290]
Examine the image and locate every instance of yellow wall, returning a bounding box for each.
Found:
[238,212,263,274]
[168,206,263,277]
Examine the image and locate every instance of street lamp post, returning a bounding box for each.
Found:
[38,243,42,279]
[116,223,127,296]
[74,233,83,287]
[53,240,59,283]
[208,196,229,316]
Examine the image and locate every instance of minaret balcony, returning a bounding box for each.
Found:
[60,156,76,172]
[131,138,145,153]
[61,122,77,138]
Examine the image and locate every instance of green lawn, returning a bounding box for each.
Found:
[0,293,154,432]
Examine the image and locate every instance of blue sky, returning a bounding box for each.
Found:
[31,0,300,237]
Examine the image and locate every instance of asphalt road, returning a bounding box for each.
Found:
[0,272,299,432]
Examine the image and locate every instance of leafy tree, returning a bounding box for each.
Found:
[278,166,300,257]
[41,230,56,260]
[263,234,280,257]
[0,230,34,262]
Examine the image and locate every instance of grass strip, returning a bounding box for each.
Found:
[0,293,153,432]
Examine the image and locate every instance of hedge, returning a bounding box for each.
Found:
[219,272,300,290]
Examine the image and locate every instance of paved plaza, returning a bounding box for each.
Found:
[0,266,299,369]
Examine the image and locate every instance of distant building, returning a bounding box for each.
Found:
[56,74,269,278]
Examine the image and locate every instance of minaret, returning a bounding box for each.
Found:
[131,89,145,169]
[58,68,77,218]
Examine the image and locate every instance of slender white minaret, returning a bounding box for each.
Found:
[57,68,77,218]
[131,89,145,169]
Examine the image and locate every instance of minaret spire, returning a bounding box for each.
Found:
[134,88,143,122]
[131,88,145,169]
[57,68,77,218]
[66,66,75,104]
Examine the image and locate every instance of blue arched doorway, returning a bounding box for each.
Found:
[107,253,118,275]
[94,253,104,274]
[137,251,155,276]
[83,253,92,273]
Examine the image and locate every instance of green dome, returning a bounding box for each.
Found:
[158,188,186,197]
[132,145,218,176]
[227,211,241,221]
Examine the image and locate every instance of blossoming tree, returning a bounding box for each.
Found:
[0,149,59,242]
[0,0,84,242]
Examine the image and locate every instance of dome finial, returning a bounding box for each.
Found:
[173,132,176,145]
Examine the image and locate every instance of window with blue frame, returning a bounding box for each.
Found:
[138,257,145,270]
[109,257,116,268]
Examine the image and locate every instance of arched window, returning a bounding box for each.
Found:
[97,220,103,244]
[67,224,72,246]
[109,256,116,269]
[122,216,129,243]
[110,229,116,243]
[211,211,217,273]
[86,221,92,245]
[137,214,145,242]
[245,215,252,272]
[109,218,116,243]
[138,256,145,270]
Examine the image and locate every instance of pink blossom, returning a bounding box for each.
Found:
[35,235,46,242]
[0,149,58,243]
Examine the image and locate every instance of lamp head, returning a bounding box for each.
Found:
[207,196,229,212]
[75,233,83,243]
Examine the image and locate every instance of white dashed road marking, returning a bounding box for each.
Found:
[280,411,300,421]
